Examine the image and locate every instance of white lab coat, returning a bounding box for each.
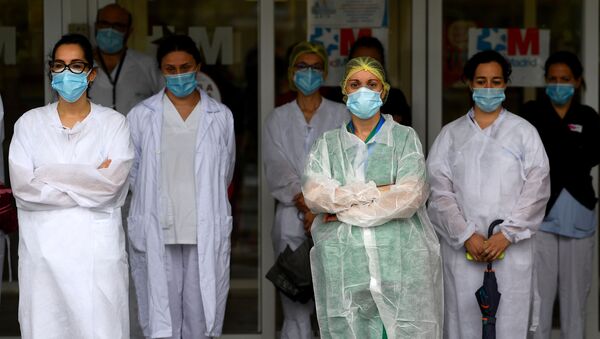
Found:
[9,102,133,339]
[90,49,163,115]
[127,89,235,338]
[263,98,348,253]
[427,109,550,339]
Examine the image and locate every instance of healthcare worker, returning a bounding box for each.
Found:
[263,41,348,339]
[127,34,235,339]
[302,56,443,339]
[427,50,550,339]
[90,3,163,115]
[521,51,600,339]
[8,33,133,339]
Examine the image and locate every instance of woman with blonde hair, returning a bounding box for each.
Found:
[303,56,442,338]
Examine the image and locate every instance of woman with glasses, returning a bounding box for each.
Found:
[427,50,550,338]
[127,34,235,339]
[521,51,600,339]
[262,41,348,339]
[8,33,133,338]
[302,56,442,338]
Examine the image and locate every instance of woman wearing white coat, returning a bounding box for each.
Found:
[263,41,348,339]
[127,35,235,339]
[427,50,550,338]
[9,34,133,339]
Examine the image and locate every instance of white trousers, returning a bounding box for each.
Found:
[160,244,209,339]
[534,231,595,339]
[280,292,315,339]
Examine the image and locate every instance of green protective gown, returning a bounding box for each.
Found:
[302,115,443,339]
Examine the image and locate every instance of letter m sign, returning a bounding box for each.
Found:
[507,28,539,55]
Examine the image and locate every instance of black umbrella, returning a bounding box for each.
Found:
[474,219,504,339]
[265,238,314,303]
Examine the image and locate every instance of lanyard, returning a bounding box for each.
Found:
[97,49,127,110]
[347,115,385,143]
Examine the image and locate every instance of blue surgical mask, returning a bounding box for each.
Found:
[96,28,125,54]
[545,83,575,106]
[51,71,90,103]
[165,72,198,98]
[346,87,383,119]
[472,88,506,113]
[293,68,323,95]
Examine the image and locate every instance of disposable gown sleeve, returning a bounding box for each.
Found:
[498,131,550,243]
[302,135,381,214]
[9,118,79,210]
[32,116,134,210]
[336,128,429,227]
[426,129,477,249]
[262,115,303,205]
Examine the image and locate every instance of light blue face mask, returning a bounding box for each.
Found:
[51,71,90,103]
[346,87,383,119]
[96,28,125,54]
[165,72,198,98]
[472,88,506,113]
[293,68,324,95]
[545,83,575,106]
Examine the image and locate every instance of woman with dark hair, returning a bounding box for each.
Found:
[427,50,551,338]
[522,51,600,339]
[127,34,235,339]
[8,33,133,338]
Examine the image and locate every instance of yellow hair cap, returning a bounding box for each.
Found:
[287,41,328,92]
[341,56,390,102]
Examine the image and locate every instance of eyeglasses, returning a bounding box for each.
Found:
[96,20,129,32]
[294,62,324,72]
[49,61,90,74]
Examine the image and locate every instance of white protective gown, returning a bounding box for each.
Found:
[262,97,348,339]
[90,49,164,115]
[263,98,349,253]
[8,102,133,339]
[427,109,550,339]
[127,89,235,338]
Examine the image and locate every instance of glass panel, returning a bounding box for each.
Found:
[442,0,583,125]
[0,0,44,336]
[136,0,260,334]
